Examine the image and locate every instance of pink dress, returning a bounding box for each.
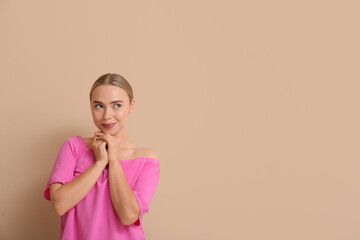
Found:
[44,136,160,240]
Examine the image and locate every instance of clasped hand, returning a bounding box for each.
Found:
[90,131,119,165]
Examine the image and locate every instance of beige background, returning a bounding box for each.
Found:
[1,0,360,239]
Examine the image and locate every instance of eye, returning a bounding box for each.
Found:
[114,104,122,108]
[95,104,103,109]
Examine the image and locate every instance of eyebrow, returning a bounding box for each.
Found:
[92,100,124,104]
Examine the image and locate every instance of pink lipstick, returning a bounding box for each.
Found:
[102,123,116,129]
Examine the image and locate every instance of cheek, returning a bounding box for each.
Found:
[115,111,126,119]
[113,109,121,115]
[91,111,101,121]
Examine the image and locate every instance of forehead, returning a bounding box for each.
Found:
[91,85,128,101]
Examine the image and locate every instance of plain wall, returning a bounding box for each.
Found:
[1,1,360,239]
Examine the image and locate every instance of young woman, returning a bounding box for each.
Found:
[44,73,160,240]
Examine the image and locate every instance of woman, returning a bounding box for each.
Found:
[44,73,160,240]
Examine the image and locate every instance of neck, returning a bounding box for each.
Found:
[108,127,132,147]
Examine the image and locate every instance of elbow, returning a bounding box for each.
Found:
[119,212,140,226]
[120,220,132,226]
[54,208,66,217]
[49,187,66,216]
[51,201,67,217]
[120,217,137,226]
[55,211,65,217]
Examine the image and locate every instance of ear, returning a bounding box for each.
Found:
[129,98,135,113]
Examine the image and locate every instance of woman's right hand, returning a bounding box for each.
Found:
[90,135,109,165]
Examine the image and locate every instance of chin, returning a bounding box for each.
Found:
[101,127,118,134]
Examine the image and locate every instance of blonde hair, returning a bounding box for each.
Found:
[89,73,134,103]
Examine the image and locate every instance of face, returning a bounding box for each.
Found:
[90,85,135,135]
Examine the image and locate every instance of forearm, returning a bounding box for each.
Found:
[50,161,107,216]
[108,160,140,225]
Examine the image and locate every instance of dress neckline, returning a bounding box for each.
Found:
[76,136,158,162]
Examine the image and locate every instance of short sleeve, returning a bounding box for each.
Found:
[43,136,80,201]
[132,158,160,226]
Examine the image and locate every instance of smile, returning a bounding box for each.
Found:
[101,123,116,129]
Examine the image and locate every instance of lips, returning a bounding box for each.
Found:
[101,123,116,129]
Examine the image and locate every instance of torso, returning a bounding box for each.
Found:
[82,137,158,161]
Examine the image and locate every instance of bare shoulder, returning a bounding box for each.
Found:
[136,147,159,160]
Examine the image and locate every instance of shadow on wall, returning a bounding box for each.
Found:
[11,127,80,239]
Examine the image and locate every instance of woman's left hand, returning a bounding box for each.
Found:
[93,131,120,163]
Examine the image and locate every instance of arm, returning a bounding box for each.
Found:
[95,131,160,226]
[50,160,107,216]
[49,136,109,216]
[108,160,141,225]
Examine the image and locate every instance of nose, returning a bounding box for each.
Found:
[103,107,113,119]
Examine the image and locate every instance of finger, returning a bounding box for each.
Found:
[91,137,98,146]
[97,141,107,150]
[97,133,109,141]
[93,137,104,144]
[95,135,105,142]
[94,135,103,142]
[95,137,105,143]
[102,133,112,142]
[94,142,105,150]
